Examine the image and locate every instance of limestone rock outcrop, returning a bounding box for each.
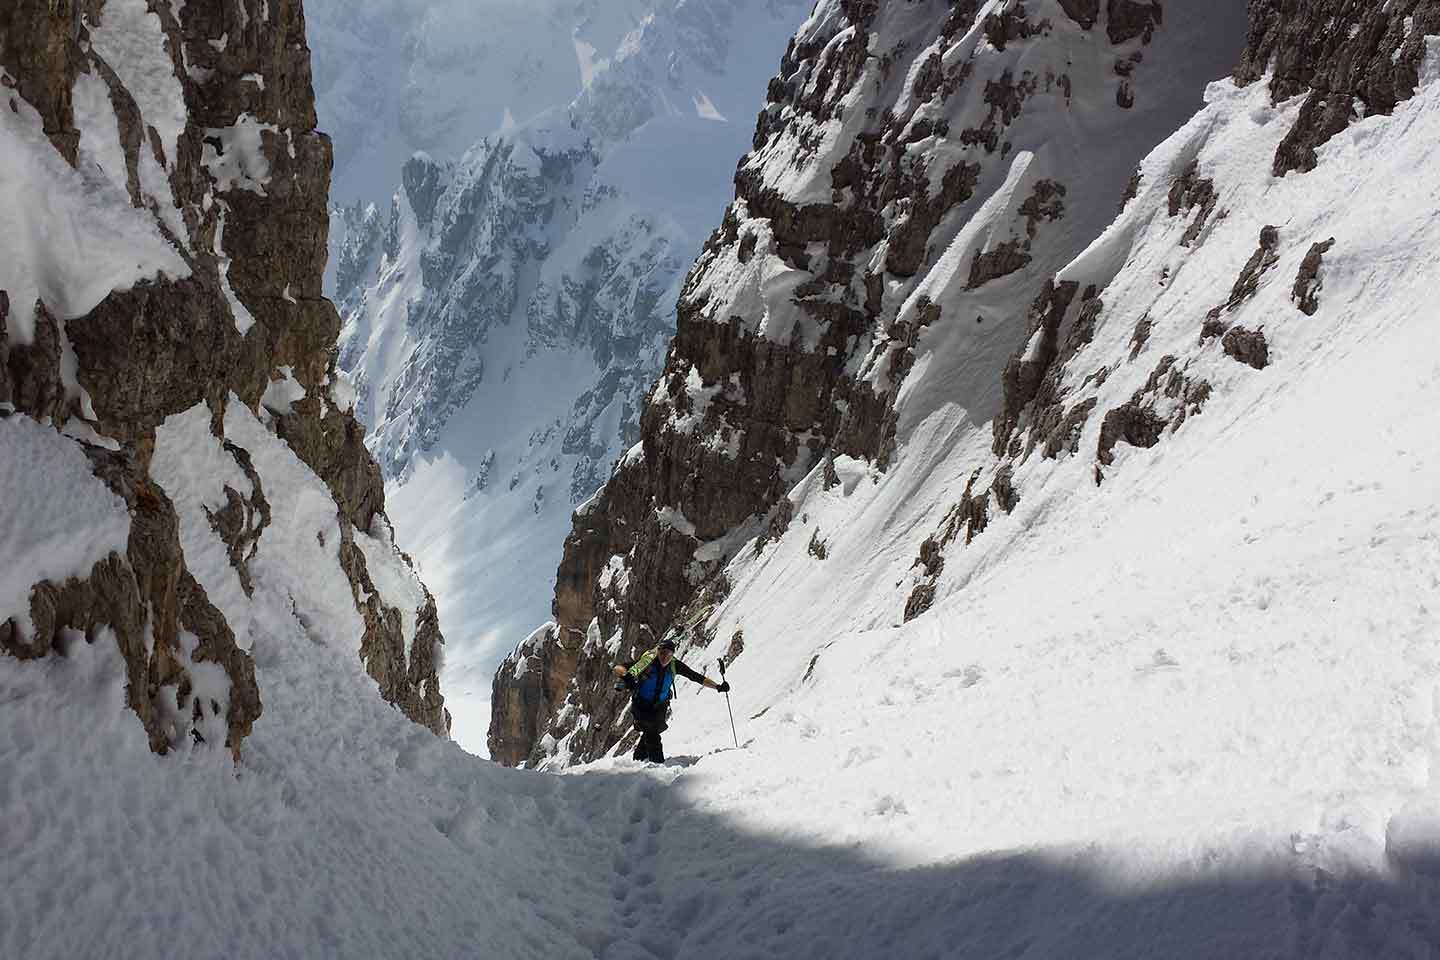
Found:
[0,0,447,754]
[908,0,1440,611]
[1235,0,1440,175]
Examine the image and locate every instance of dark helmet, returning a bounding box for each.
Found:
[658,637,677,652]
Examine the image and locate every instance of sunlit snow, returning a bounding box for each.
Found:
[4,3,1440,958]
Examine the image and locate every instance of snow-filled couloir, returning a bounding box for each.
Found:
[324,0,813,750]
[5,1,1440,958]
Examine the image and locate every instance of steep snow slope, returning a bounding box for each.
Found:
[649,62,1440,870]
[485,4,1440,940]
[489,0,1257,765]
[331,0,811,752]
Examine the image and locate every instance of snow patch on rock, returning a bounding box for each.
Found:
[0,83,189,343]
[0,418,131,635]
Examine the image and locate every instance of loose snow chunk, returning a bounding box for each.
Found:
[704,418,744,460]
[0,84,189,343]
[151,401,255,637]
[327,370,358,414]
[0,417,131,631]
[583,618,603,654]
[829,455,870,496]
[176,628,231,745]
[597,555,630,594]
[260,366,307,416]
[354,518,427,659]
[87,0,187,168]
[510,622,554,680]
[620,442,645,468]
[669,367,724,434]
[61,418,121,451]
[202,114,278,195]
[656,505,697,537]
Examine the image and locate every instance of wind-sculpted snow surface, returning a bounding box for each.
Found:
[0,0,447,756]
[330,0,812,750]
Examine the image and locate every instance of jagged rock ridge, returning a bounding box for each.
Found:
[0,0,448,755]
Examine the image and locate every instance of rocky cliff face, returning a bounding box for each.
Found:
[964,0,1440,549]
[0,0,447,756]
[492,0,1440,768]
[1236,0,1440,175]
[489,0,1261,766]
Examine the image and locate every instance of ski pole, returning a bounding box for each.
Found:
[718,658,738,748]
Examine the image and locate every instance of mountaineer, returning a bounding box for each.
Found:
[613,636,729,763]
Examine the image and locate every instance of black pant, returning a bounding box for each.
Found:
[631,700,668,763]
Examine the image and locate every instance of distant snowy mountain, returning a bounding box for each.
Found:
[308,0,647,204]
[320,0,812,751]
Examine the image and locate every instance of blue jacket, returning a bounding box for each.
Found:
[625,647,706,705]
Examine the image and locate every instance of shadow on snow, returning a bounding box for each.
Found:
[549,768,1440,960]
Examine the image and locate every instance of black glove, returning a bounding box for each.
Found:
[613,679,626,693]
[716,681,730,693]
